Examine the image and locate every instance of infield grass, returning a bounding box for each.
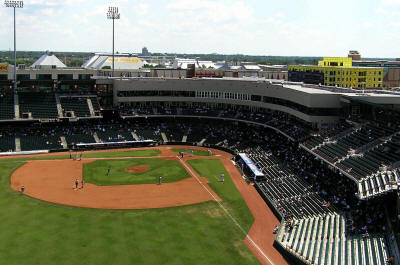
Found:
[170,148,210,156]
[83,158,191,185]
[0,153,260,265]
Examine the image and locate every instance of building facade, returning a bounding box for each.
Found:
[289,57,383,89]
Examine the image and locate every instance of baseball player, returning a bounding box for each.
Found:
[81,179,85,189]
[220,173,224,183]
[159,176,162,185]
[21,185,25,195]
[75,179,79,189]
[191,150,194,157]
[106,166,111,176]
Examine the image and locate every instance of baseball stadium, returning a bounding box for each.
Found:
[0,68,399,265]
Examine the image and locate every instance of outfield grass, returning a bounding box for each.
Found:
[187,159,254,231]
[0,155,260,265]
[170,148,210,156]
[83,158,191,185]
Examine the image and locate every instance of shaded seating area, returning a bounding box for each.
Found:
[60,96,91,117]
[65,134,96,146]
[20,135,63,151]
[0,135,15,152]
[134,129,162,141]
[0,93,15,120]
[96,130,134,142]
[19,92,58,119]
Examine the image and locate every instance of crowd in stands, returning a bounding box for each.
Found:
[118,104,311,141]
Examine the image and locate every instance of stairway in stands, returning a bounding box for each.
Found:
[87,98,95,117]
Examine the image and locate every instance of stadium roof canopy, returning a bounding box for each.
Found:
[82,53,145,70]
[31,51,67,68]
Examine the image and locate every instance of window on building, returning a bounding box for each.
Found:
[36,74,52,80]
[79,74,92,80]
[58,74,73,80]
[17,74,30,81]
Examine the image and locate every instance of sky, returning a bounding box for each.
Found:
[0,0,400,57]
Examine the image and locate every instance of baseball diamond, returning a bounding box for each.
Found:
[1,146,287,265]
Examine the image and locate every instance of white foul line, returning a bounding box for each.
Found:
[177,157,275,265]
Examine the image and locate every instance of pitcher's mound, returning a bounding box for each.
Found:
[125,166,149,173]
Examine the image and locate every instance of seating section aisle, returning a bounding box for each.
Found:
[19,92,58,119]
[0,94,14,120]
[89,96,101,112]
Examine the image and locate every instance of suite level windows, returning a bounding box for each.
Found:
[195,91,250,101]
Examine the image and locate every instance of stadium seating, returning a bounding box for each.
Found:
[65,134,96,145]
[0,135,15,152]
[276,214,390,265]
[0,93,15,120]
[20,135,63,151]
[311,124,395,163]
[60,96,91,117]
[239,146,396,265]
[96,130,134,142]
[18,92,59,119]
[135,129,162,141]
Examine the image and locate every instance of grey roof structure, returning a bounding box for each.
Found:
[31,51,67,68]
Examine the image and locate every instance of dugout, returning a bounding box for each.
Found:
[235,153,265,182]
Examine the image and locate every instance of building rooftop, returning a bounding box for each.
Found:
[31,51,67,68]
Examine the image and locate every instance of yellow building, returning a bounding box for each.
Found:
[289,57,383,89]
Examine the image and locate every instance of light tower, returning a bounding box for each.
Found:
[107,6,120,78]
[4,0,24,94]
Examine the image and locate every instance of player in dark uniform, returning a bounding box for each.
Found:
[106,166,111,176]
[75,179,79,189]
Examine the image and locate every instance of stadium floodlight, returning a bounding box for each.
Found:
[4,0,24,94]
[107,6,120,78]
